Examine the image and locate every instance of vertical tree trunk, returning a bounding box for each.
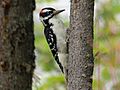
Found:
[0,0,35,90]
[67,0,94,90]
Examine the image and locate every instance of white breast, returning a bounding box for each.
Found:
[49,16,66,53]
[49,16,68,70]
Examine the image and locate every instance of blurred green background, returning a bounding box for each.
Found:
[33,0,120,90]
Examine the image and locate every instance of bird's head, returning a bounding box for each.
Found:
[39,7,65,26]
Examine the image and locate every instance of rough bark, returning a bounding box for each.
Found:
[0,0,35,90]
[67,0,94,90]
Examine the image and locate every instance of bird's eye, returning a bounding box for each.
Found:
[40,11,53,17]
[46,12,50,15]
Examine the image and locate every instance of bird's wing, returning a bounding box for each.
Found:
[44,27,64,73]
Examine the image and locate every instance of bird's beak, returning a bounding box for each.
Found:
[53,9,65,15]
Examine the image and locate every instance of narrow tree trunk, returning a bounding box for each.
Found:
[67,0,94,90]
[0,0,35,90]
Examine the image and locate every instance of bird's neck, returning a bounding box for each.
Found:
[44,16,64,31]
[49,16,63,28]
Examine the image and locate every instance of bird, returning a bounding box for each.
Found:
[39,7,68,73]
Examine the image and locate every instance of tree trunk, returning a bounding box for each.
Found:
[67,0,94,90]
[0,0,35,90]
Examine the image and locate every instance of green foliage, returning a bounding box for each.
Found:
[101,67,111,81]
[93,79,104,90]
[38,75,65,90]
[94,0,120,89]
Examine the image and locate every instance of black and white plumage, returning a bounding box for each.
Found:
[39,7,67,73]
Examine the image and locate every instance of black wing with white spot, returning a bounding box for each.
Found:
[44,27,64,73]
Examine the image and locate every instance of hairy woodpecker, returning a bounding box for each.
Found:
[39,7,68,73]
